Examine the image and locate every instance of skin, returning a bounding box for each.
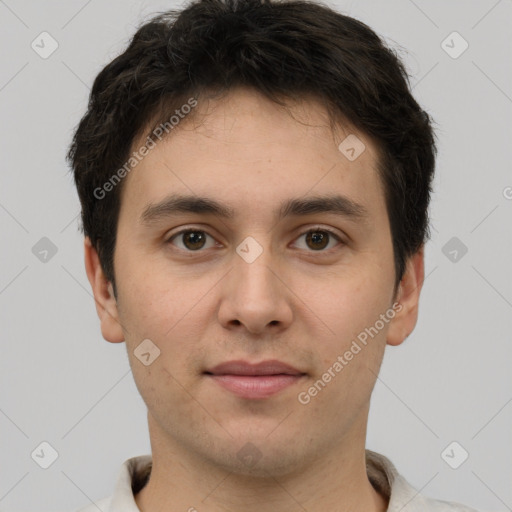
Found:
[85,86,424,512]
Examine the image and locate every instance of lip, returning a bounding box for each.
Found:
[206,359,304,376]
[204,359,306,399]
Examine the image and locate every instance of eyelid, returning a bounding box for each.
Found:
[166,227,220,248]
[166,225,346,251]
[290,225,345,251]
[296,225,345,242]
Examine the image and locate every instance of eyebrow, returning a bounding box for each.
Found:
[140,193,369,225]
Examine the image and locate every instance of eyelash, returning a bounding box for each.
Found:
[166,226,345,253]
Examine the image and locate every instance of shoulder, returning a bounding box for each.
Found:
[70,454,151,512]
[391,473,482,512]
[365,450,483,512]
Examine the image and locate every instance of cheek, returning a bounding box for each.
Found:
[115,257,214,371]
[308,292,389,414]
[305,267,393,387]
[308,269,392,339]
[115,250,185,327]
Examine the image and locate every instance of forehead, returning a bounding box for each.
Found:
[119,87,386,224]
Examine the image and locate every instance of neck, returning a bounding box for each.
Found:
[134,416,388,512]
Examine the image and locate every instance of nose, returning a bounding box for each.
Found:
[217,240,293,335]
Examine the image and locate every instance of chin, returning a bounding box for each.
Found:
[204,437,310,479]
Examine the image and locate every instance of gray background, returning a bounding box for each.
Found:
[0,0,511,511]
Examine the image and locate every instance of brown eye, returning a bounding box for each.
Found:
[182,231,206,250]
[293,228,343,252]
[168,230,216,251]
[305,231,329,250]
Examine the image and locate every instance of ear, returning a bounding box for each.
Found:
[386,246,425,347]
[84,237,125,343]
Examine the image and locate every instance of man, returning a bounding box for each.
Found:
[68,0,479,510]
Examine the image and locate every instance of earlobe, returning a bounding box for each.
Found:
[386,247,425,347]
[83,237,125,343]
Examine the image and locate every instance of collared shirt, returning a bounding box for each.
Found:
[74,450,480,511]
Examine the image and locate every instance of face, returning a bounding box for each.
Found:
[86,87,423,477]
